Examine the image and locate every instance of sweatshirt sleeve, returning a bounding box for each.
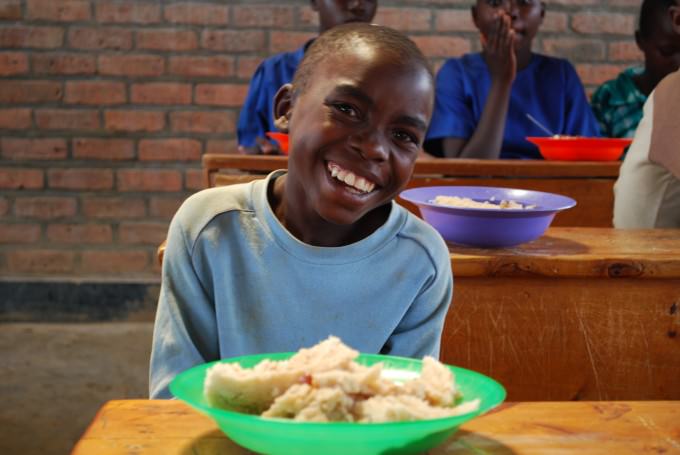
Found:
[384,236,453,360]
[148,207,219,399]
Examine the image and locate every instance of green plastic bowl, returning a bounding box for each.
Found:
[170,353,506,455]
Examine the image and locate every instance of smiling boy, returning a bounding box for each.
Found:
[150,23,453,399]
[424,0,600,159]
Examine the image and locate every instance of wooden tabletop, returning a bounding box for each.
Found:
[73,400,680,454]
[449,227,680,278]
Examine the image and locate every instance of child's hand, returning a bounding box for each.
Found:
[238,137,282,155]
[481,12,517,83]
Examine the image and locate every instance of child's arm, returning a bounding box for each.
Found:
[149,212,219,399]
[237,65,281,155]
[443,13,516,159]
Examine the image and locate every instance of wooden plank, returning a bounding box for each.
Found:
[448,228,680,278]
[73,400,680,455]
[442,277,680,401]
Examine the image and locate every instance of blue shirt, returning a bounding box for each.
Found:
[426,53,601,159]
[237,43,309,148]
[149,171,453,399]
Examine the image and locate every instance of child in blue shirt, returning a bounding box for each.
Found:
[237,0,378,155]
[150,23,453,399]
[424,0,600,159]
[591,0,680,139]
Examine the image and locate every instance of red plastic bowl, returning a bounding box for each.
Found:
[526,137,632,161]
[265,132,289,155]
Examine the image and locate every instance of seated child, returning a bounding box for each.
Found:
[592,0,680,139]
[424,0,600,159]
[237,0,378,155]
[150,23,453,399]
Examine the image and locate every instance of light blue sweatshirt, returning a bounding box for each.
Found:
[149,171,453,398]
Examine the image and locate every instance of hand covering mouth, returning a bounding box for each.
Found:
[327,161,377,194]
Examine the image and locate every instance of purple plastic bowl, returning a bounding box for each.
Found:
[400,186,576,248]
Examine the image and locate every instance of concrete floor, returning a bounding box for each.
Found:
[0,323,153,455]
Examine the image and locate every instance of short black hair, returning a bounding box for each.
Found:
[639,0,678,38]
[292,23,433,98]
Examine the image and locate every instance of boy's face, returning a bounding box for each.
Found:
[311,0,378,33]
[279,46,433,226]
[637,8,680,85]
[473,0,544,53]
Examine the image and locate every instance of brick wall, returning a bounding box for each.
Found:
[0,0,641,280]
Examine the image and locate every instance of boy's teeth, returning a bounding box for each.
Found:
[327,162,375,194]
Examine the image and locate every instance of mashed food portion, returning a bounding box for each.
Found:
[433,195,536,210]
[204,336,479,422]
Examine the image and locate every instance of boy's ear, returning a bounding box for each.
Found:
[310,0,318,13]
[273,83,294,133]
[671,6,680,35]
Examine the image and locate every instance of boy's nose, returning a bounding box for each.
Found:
[349,130,388,161]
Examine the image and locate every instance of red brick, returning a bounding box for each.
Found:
[269,31,314,54]
[48,168,114,190]
[0,197,8,216]
[0,0,22,20]
[411,36,471,58]
[14,196,77,218]
[1,138,67,160]
[237,56,262,79]
[542,12,568,33]
[608,41,642,62]
[81,196,146,218]
[26,0,90,21]
[435,10,477,32]
[0,223,41,244]
[195,84,247,107]
[138,138,201,161]
[170,111,235,134]
[73,138,135,160]
[98,54,164,77]
[168,56,234,78]
[47,223,112,244]
[149,196,184,219]
[232,5,294,27]
[32,53,96,75]
[0,52,28,76]
[542,38,605,61]
[185,168,202,191]
[68,27,133,50]
[0,168,43,189]
[164,3,228,25]
[119,222,168,245]
[104,110,165,132]
[0,25,64,48]
[117,169,183,192]
[80,250,148,274]
[576,63,627,85]
[35,109,100,131]
[206,139,238,155]
[65,81,126,105]
[0,108,32,129]
[0,80,62,103]
[375,8,431,31]
[572,13,635,35]
[201,30,266,52]
[96,1,161,24]
[6,250,76,274]
[131,83,191,105]
[137,29,198,51]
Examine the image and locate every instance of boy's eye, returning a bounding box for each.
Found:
[658,46,679,58]
[486,0,502,7]
[333,103,360,119]
[392,129,419,146]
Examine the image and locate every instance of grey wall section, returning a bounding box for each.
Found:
[0,281,160,322]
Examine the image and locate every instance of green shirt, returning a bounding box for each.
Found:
[591,67,647,139]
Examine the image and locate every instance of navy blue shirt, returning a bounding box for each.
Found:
[426,53,601,159]
[237,42,310,148]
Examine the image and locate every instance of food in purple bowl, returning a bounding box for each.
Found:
[400,186,576,248]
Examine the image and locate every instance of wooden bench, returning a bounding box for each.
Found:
[202,154,620,227]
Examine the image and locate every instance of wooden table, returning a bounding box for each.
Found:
[202,154,620,227]
[72,400,680,454]
[443,227,680,402]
